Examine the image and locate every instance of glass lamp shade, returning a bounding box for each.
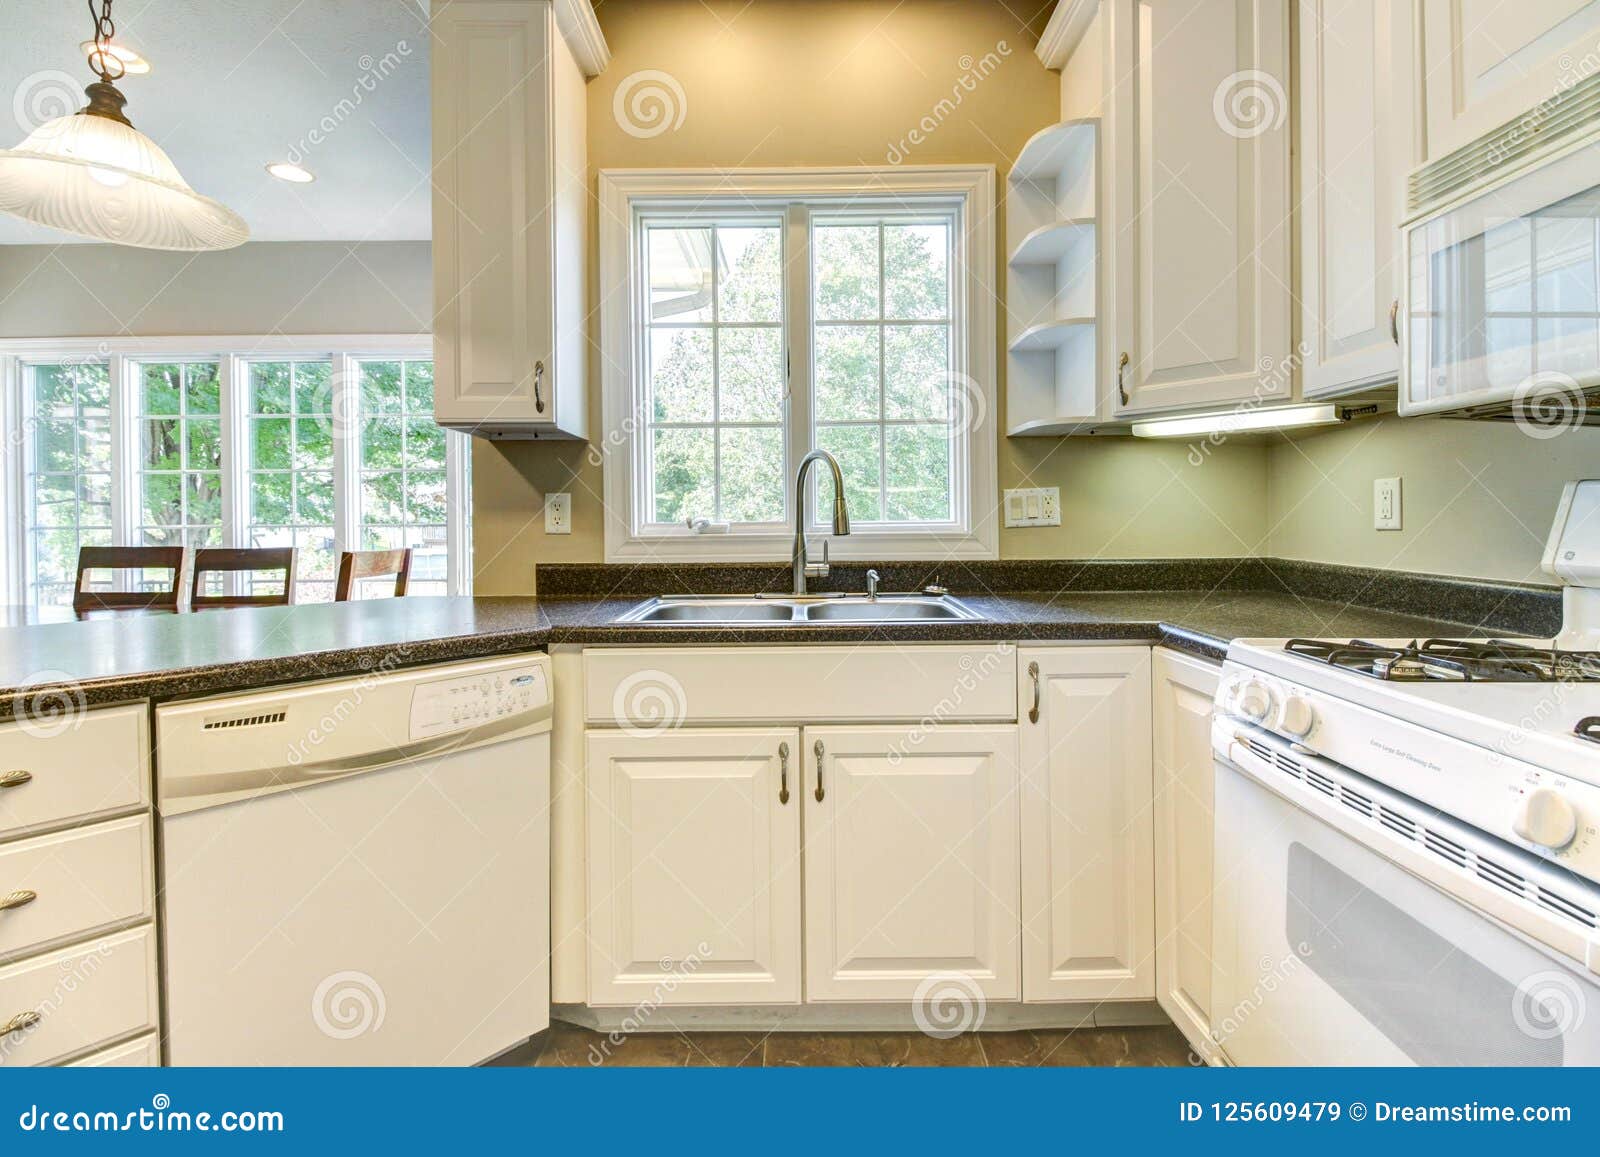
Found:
[0,110,248,250]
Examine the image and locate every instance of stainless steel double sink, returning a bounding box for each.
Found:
[617,594,982,625]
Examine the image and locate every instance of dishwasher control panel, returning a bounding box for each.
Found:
[408,661,550,741]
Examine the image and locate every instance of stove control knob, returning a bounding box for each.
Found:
[1278,694,1316,738]
[1513,788,1578,851]
[1236,680,1276,723]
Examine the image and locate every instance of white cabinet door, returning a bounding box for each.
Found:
[586,728,801,1005]
[1297,0,1411,397]
[1152,648,1221,1062]
[1019,646,1154,1002]
[1107,0,1290,415]
[1419,0,1600,162]
[431,0,587,438]
[802,725,1020,1002]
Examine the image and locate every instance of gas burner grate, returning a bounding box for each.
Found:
[1580,717,1600,746]
[1284,638,1600,683]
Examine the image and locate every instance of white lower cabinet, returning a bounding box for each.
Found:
[802,725,1020,1002]
[1152,647,1221,1062]
[1019,646,1154,1002]
[585,727,802,1006]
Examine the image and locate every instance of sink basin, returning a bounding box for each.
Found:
[618,594,980,625]
[628,601,796,622]
[804,599,971,621]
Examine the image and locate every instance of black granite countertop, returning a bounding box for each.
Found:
[0,598,549,719]
[0,558,1563,721]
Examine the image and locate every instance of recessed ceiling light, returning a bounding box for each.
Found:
[265,162,315,184]
[79,40,150,74]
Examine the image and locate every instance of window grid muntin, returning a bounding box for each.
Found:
[25,361,113,607]
[356,358,449,596]
[245,359,336,602]
[811,213,957,526]
[641,214,787,529]
[132,359,224,551]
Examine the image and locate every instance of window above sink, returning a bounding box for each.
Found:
[598,167,999,564]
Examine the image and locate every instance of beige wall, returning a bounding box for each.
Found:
[471,0,1273,592]
[1266,418,1600,585]
[0,241,431,338]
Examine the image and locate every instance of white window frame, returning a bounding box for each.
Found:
[599,166,998,563]
[0,334,472,605]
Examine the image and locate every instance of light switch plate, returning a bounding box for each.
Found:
[545,492,572,534]
[1003,487,1061,528]
[1374,477,1402,531]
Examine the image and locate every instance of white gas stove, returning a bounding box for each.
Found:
[1208,481,1600,1068]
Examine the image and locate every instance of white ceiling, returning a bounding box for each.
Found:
[0,0,431,244]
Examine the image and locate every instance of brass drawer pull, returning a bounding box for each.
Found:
[778,741,790,805]
[2,1011,41,1036]
[0,890,37,912]
[0,770,33,789]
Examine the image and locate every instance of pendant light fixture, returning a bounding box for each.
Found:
[0,0,248,250]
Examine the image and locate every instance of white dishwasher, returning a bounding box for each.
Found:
[155,652,552,1066]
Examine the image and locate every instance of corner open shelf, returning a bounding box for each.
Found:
[1005,118,1101,436]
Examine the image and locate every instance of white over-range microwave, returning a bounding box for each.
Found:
[1402,130,1600,425]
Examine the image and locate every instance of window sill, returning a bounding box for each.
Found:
[605,528,998,564]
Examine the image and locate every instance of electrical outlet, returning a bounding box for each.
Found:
[1003,487,1061,528]
[1374,477,1402,531]
[544,492,572,535]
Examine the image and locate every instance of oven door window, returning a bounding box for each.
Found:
[1212,759,1600,1066]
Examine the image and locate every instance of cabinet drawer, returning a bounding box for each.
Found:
[0,705,149,841]
[584,645,1018,725]
[64,1031,159,1067]
[0,926,159,1067]
[0,816,155,964]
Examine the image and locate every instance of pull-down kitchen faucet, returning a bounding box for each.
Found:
[792,449,850,595]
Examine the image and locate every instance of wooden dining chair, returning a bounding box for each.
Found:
[72,546,187,615]
[190,547,298,608]
[334,548,412,602]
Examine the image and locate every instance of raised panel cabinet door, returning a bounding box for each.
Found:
[1107,0,1291,414]
[1420,0,1600,162]
[1298,0,1409,397]
[585,728,802,1006]
[1152,648,1221,1062]
[802,725,1021,1003]
[431,0,557,427]
[1019,646,1154,1002]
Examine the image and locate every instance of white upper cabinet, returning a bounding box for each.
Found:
[430,0,605,439]
[1297,0,1414,398]
[1104,0,1291,415]
[1418,0,1600,163]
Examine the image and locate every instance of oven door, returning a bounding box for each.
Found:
[1212,754,1600,1067]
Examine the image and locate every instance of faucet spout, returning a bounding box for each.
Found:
[792,449,850,595]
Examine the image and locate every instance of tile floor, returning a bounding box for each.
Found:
[492,1020,1196,1068]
